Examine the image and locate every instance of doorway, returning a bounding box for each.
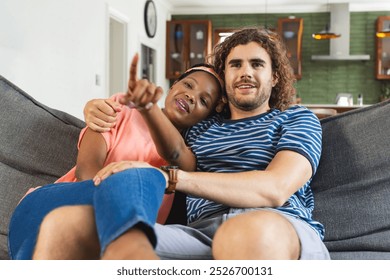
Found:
[141,44,156,83]
[108,10,128,96]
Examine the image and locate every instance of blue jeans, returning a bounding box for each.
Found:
[8,168,166,260]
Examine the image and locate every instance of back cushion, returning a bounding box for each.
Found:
[312,99,390,253]
[0,75,84,259]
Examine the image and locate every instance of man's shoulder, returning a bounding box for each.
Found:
[184,114,223,141]
[192,114,222,129]
[284,104,313,114]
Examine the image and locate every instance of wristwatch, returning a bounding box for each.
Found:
[160,166,179,194]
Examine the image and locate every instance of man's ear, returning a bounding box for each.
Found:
[272,72,279,87]
[215,96,228,113]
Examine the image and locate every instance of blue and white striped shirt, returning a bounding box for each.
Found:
[184,105,325,239]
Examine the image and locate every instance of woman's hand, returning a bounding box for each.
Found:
[93,161,167,186]
[83,53,163,132]
[121,53,164,111]
[18,186,42,204]
[83,98,121,132]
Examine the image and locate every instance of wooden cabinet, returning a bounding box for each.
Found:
[166,20,212,80]
[277,17,303,80]
[376,16,390,80]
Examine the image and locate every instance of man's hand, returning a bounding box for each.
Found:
[83,98,121,132]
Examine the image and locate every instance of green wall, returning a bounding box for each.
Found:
[173,11,390,105]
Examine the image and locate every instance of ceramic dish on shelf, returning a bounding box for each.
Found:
[283,31,295,39]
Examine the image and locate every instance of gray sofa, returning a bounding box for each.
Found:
[1,75,390,260]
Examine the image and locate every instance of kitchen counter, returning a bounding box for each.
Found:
[302,104,370,114]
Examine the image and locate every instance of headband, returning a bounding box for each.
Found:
[184,66,224,91]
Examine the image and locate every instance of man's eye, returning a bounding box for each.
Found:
[229,62,240,68]
[252,62,263,68]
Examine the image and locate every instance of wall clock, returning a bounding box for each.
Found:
[144,0,157,38]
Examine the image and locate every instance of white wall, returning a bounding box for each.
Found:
[0,0,170,119]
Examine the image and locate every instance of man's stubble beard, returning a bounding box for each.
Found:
[227,87,271,112]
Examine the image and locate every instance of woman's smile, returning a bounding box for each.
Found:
[175,98,190,113]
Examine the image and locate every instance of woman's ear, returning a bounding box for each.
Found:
[215,96,228,113]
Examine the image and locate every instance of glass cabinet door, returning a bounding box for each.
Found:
[189,24,208,68]
[376,16,390,80]
[166,20,212,80]
[167,23,186,78]
[277,17,303,80]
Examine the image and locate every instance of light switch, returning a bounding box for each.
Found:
[95,74,101,86]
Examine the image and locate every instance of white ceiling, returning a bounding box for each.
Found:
[165,0,390,15]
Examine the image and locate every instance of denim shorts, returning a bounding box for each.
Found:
[8,168,166,259]
[154,208,330,260]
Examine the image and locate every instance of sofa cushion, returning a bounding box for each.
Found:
[312,99,390,259]
[0,75,85,259]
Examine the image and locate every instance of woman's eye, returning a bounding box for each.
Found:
[184,82,193,89]
[200,98,208,106]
